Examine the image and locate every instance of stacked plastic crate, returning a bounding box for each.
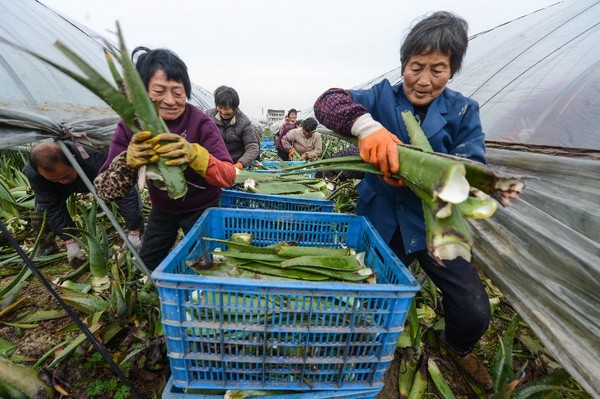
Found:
[220,190,333,213]
[155,208,419,398]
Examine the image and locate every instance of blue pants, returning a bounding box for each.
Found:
[389,228,491,354]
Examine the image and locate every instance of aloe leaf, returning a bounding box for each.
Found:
[492,315,520,392]
[103,49,126,98]
[284,151,469,204]
[435,152,527,206]
[47,320,103,368]
[280,255,360,271]
[16,309,68,323]
[114,22,188,199]
[398,351,417,398]
[415,186,473,264]
[397,140,470,204]
[403,110,475,264]
[248,181,310,195]
[289,266,371,281]
[0,208,53,303]
[236,263,330,281]
[428,358,456,399]
[115,23,166,133]
[58,287,110,314]
[457,189,498,219]
[284,191,327,199]
[51,41,136,127]
[403,110,434,152]
[202,238,274,254]
[0,358,55,399]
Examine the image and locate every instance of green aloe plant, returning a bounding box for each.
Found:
[284,112,528,264]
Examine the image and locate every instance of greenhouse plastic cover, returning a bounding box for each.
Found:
[0,0,216,149]
[353,1,600,396]
[1,0,600,396]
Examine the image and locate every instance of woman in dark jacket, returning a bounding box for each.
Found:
[314,11,492,390]
[206,86,259,169]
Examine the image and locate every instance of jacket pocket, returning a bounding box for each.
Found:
[356,179,376,204]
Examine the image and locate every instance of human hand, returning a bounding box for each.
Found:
[127,231,142,252]
[126,131,159,169]
[357,127,402,177]
[382,175,406,187]
[153,133,210,176]
[65,239,86,267]
[300,153,307,160]
[288,149,295,159]
[234,162,244,169]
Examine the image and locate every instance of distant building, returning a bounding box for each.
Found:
[266,109,285,124]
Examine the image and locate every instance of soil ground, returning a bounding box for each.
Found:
[0,257,580,399]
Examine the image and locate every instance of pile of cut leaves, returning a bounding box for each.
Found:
[189,234,374,283]
[233,169,332,200]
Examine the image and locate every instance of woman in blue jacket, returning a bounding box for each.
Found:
[314,11,492,389]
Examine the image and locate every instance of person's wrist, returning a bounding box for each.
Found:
[128,230,140,236]
[351,114,383,139]
[64,238,76,245]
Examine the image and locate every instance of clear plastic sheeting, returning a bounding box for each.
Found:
[456,0,600,151]
[473,148,600,397]
[0,0,215,149]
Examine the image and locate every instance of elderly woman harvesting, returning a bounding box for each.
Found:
[95,46,235,270]
[314,11,493,389]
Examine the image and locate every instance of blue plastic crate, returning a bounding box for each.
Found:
[259,160,307,169]
[252,160,315,178]
[261,140,276,151]
[162,377,380,398]
[219,190,334,212]
[153,208,419,391]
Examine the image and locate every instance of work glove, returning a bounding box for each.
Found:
[126,231,142,252]
[357,127,402,178]
[153,133,210,176]
[234,162,244,170]
[65,239,86,268]
[126,131,159,169]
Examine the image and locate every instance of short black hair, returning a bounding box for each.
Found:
[400,11,469,77]
[132,46,191,98]
[287,109,298,117]
[214,86,240,109]
[29,141,68,172]
[302,117,318,132]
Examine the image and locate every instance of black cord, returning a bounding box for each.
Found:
[0,220,147,399]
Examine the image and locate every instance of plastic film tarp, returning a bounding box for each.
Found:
[0,0,215,149]
[353,1,600,396]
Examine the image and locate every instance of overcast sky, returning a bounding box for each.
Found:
[41,0,560,119]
